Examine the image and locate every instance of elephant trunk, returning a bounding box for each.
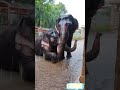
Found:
[86,33,102,62]
[65,40,77,52]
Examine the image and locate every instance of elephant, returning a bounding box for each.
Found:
[85,0,104,51]
[55,14,79,59]
[0,16,35,82]
[15,16,35,82]
[85,0,104,74]
[35,29,77,63]
[86,33,102,62]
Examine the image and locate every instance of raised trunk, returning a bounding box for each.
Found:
[65,40,77,52]
[86,33,102,62]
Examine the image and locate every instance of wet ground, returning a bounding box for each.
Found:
[35,40,84,90]
[0,70,34,90]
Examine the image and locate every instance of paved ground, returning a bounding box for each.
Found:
[86,31,117,90]
[0,70,34,90]
[35,40,84,90]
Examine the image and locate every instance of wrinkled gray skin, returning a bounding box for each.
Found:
[15,16,35,82]
[86,33,102,62]
[35,14,78,62]
[35,29,77,63]
[0,16,35,82]
[55,14,78,60]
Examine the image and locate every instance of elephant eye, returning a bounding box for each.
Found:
[65,23,67,26]
[69,21,72,24]
[58,24,61,27]
[65,23,69,26]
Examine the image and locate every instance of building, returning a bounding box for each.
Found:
[0,0,33,27]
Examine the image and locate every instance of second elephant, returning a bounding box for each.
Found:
[35,29,77,62]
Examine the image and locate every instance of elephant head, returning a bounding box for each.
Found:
[55,14,78,60]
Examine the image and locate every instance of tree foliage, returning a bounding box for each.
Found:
[35,0,67,28]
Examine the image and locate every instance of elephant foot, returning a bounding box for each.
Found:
[61,56,65,60]
[66,54,72,59]
[52,60,58,63]
[59,56,65,61]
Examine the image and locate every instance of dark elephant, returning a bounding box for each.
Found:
[0,25,19,71]
[0,16,35,82]
[55,14,79,59]
[85,0,104,51]
[15,16,35,82]
[35,29,77,62]
[85,0,104,74]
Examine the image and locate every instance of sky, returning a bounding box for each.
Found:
[55,0,85,28]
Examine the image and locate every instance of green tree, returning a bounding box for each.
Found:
[35,0,67,28]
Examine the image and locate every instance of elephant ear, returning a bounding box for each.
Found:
[68,15,79,32]
[73,18,79,31]
[56,18,61,25]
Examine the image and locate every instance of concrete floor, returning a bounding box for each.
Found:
[0,70,34,90]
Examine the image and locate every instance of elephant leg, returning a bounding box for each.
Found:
[43,46,58,63]
[66,32,73,58]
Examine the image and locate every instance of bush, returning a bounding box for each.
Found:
[73,32,84,40]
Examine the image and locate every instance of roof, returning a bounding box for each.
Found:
[0,0,33,9]
[0,0,33,15]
